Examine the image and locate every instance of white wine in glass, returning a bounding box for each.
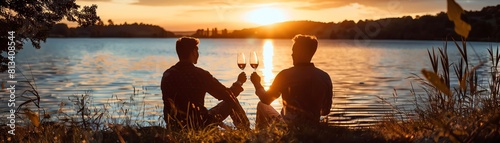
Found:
[250,52,259,71]
[237,53,246,70]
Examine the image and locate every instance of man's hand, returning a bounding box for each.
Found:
[251,72,273,105]
[237,72,247,84]
[251,72,261,85]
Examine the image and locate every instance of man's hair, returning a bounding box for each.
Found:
[176,37,200,59]
[292,34,318,59]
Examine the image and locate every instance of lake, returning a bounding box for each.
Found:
[0,38,497,128]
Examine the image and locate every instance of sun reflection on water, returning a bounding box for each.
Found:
[261,39,282,108]
[262,40,275,89]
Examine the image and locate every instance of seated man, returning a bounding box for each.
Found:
[161,37,249,130]
[251,34,333,128]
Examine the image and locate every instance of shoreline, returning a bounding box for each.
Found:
[44,37,500,43]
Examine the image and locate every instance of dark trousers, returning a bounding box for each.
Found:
[256,101,284,129]
[165,99,249,130]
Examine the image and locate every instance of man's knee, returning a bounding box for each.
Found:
[257,101,280,117]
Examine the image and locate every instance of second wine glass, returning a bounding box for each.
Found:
[250,52,259,71]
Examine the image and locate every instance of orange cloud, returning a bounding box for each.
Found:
[295,0,444,13]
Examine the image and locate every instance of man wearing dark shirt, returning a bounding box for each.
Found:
[161,37,249,129]
[251,34,333,127]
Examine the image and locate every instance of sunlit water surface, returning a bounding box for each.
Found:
[0,38,497,127]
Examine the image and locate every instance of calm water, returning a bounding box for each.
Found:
[0,38,497,127]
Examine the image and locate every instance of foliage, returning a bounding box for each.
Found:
[0,84,393,143]
[378,38,500,142]
[0,0,100,72]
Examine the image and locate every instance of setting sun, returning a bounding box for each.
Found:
[246,7,288,25]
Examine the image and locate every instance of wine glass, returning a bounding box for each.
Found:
[250,51,259,71]
[237,53,246,70]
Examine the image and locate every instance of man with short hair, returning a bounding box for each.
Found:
[251,34,333,127]
[161,37,249,129]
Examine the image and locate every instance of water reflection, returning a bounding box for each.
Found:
[260,39,282,109]
[0,38,496,128]
[262,40,275,89]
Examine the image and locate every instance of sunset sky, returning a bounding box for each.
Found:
[75,0,499,31]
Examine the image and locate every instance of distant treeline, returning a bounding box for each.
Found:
[50,5,500,41]
[191,28,230,38]
[221,5,500,41]
[49,21,175,38]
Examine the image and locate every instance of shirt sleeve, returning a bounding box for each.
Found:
[204,71,233,101]
[266,70,286,99]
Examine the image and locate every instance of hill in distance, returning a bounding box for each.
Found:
[50,22,175,38]
[226,4,500,41]
[50,4,500,42]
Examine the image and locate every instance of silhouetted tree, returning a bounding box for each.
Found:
[193,29,206,37]
[206,28,210,37]
[212,28,218,37]
[49,23,70,37]
[0,0,100,72]
[222,29,228,36]
[108,19,114,26]
[97,20,105,26]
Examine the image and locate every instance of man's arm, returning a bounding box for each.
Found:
[206,72,246,104]
[320,76,333,116]
[251,72,281,105]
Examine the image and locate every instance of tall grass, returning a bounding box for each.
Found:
[378,39,500,142]
[7,39,499,142]
[0,79,391,143]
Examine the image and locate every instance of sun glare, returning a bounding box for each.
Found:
[246,7,287,25]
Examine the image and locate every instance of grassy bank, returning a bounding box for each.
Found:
[0,121,391,142]
[0,94,391,143]
[0,82,392,143]
[377,39,500,142]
